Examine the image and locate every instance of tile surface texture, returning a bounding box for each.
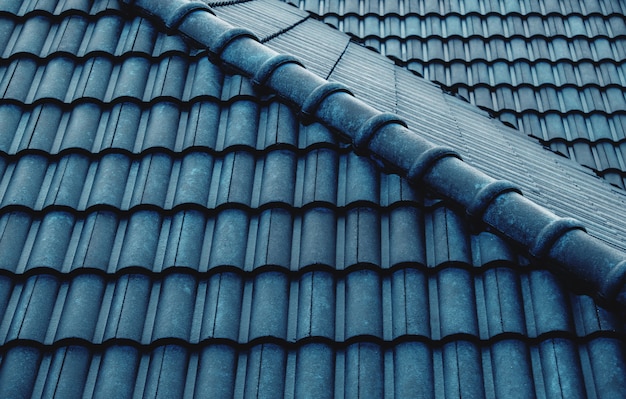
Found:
[0,0,625,397]
[284,0,626,189]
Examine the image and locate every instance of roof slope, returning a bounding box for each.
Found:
[0,0,625,397]
[285,0,626,189]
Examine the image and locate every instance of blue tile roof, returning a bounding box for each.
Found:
[0,0,625,397]
[284,0,626,188]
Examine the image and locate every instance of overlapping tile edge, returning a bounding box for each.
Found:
[119,0,626,307]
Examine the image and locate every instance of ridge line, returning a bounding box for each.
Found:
[123,0,626,310]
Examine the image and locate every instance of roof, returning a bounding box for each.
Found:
[0,0,625,397]
[286,0,626,189]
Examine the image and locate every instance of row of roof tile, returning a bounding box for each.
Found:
[291,0,626,16]
[0,150,428,210]
[0,56,228,104]
[3,338,623,398]
[331,14,626,39]
[0,99,317,155]
[0,206,499,273]
[0,13,192,58]
[0,267,621,344]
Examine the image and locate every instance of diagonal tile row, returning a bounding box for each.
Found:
[0,267,621,346]
[2,338,624,398]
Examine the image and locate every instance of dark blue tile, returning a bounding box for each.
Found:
[0,212,32,272]
[44,154,90,209]
[10,16,51,56]
[200,272,244,341]
[101,102,142,151]
[345,269,383,338]
[253,208,293,269]
[118,210,162,270]
[302,149,338,205]
[152,273,196,341]
[41,346,91,398]
[22,104,63,152]
[393,342,433,398]
[73,57,114,101]
[150,56,188,99]
[388,206,426,267]
[294,343,335,399]
[0,346,42,398]
[129,152,174,208]
[391,268,429,338]
[112,57,151,99]
[346,152,379,205]
[249,271,289,340]
[26,212,75,271]
[537,338,586,399]
[6,275,60,342]
[188,57,224,100]
[244,344,287,398]
[586,338,626,398]
[87,153,131,209]
[296,271,335,340]
[430,207,472,266]
[85,15,124,54]
[527,270,576,337]
[55,274,106,341]
[261,102,298,149]
[223,100,260,149]
[61,103,103,151]
[93,345,141,398]
[34,57,75,101]
[0,59,34,101]
[344,343,383,398]
[104,274,151,341]
[52,16,88,54]
[0,276,13,322]
[122,17,157,54]
[442,341,484,398]
[163,210,207,269]
[208,209,250,269]
[73,211,119,271]
[436,268,479,337]
[0,104,22,152]
[259,150,296,206]
[185,101,220,149]
[215,151,255,207]
[344,207,381,267]
[482,268,526,336]
[195,345,238,397]
[299,207,337,269]
[489,340,535,398]
[172,152,214,207]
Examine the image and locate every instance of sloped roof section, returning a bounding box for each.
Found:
[119,0,626,305]
[284,0,626,189]
[0,0,625,397]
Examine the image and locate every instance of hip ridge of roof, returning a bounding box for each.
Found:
[123,0,626,310]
